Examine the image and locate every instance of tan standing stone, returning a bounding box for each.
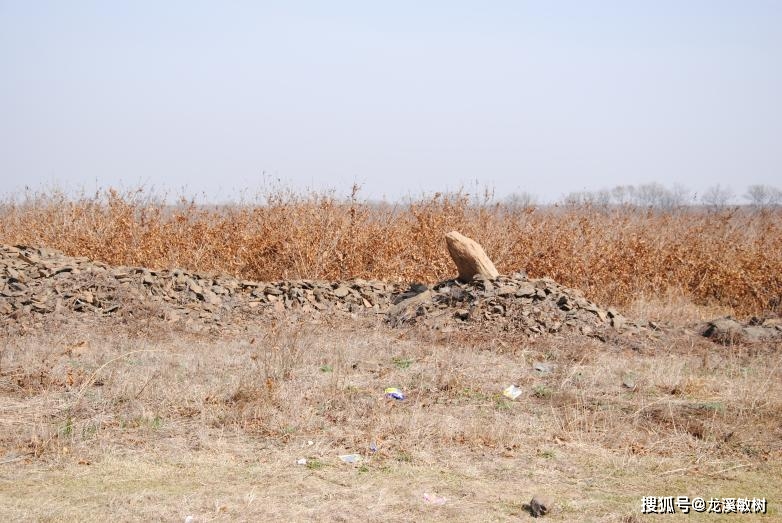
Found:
[445,231,499,282]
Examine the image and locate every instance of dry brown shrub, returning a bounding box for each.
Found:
[1,188,780,316]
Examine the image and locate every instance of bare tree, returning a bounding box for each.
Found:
[610,185,635,205]
[744,185,782,207]
[563,191,594,206]
[634,183,686,209]
[561,184,692,208]
[504,192,537,209]
[701,184,734,208]
[594,189,613,206]
[563,189,615,206]
[670,184,693,206]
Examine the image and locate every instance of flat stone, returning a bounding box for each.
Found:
[198,291,222,306]
[333,286,351,298]
[515,282,536,297]
[533,362,555,374]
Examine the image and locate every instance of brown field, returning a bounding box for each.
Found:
[1,189,781,521]
[1,188,780,316]
[1,316,780,521]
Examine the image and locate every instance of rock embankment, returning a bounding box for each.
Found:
[0,245,402,326]
[3,244,777,342]
[0,244,625,336]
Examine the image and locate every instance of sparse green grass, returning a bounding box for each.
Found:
[532,385,553,399]
[306,458,326,471]
[392,356,415,370]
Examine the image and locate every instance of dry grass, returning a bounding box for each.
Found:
[2,187,780,520]
[1,188,781,316]
[1,315,780,521]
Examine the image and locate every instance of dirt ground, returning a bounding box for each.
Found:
[1,308,780,522]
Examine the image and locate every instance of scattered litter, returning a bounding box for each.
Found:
[296,458,307,465]
[423,493,447,505]
[503,385,523,400]
[533,362,555,374]
[339,453,362,464]
[184,517,195,523]
[385,387,405,400]
[307,440,314,446]
[369,442,378,453]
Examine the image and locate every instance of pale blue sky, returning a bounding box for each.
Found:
[1,1,780,202]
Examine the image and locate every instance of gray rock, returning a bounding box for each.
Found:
[702,318,745,344]
[529,495,553,517]
[533,362,555,374]
[556,295,572,311]
[333,286,351,298]
[742,326,771,342]
[622,372,637,390]
[514,282,536,297]
[611,315,626,329]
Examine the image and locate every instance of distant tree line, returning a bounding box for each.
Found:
[505,183,782,209]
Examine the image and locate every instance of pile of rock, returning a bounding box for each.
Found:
[10,232,777,344]
[0,245,404,327]
[387,273,623,336]
[0,240,626,337]
[3,234,777,341]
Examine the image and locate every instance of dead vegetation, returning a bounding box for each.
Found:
[1,188,780,316]
[1,188,781,521]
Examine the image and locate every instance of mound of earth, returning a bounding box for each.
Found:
[2,244,777,342]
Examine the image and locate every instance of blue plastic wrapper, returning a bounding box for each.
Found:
[384,387,405,400]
